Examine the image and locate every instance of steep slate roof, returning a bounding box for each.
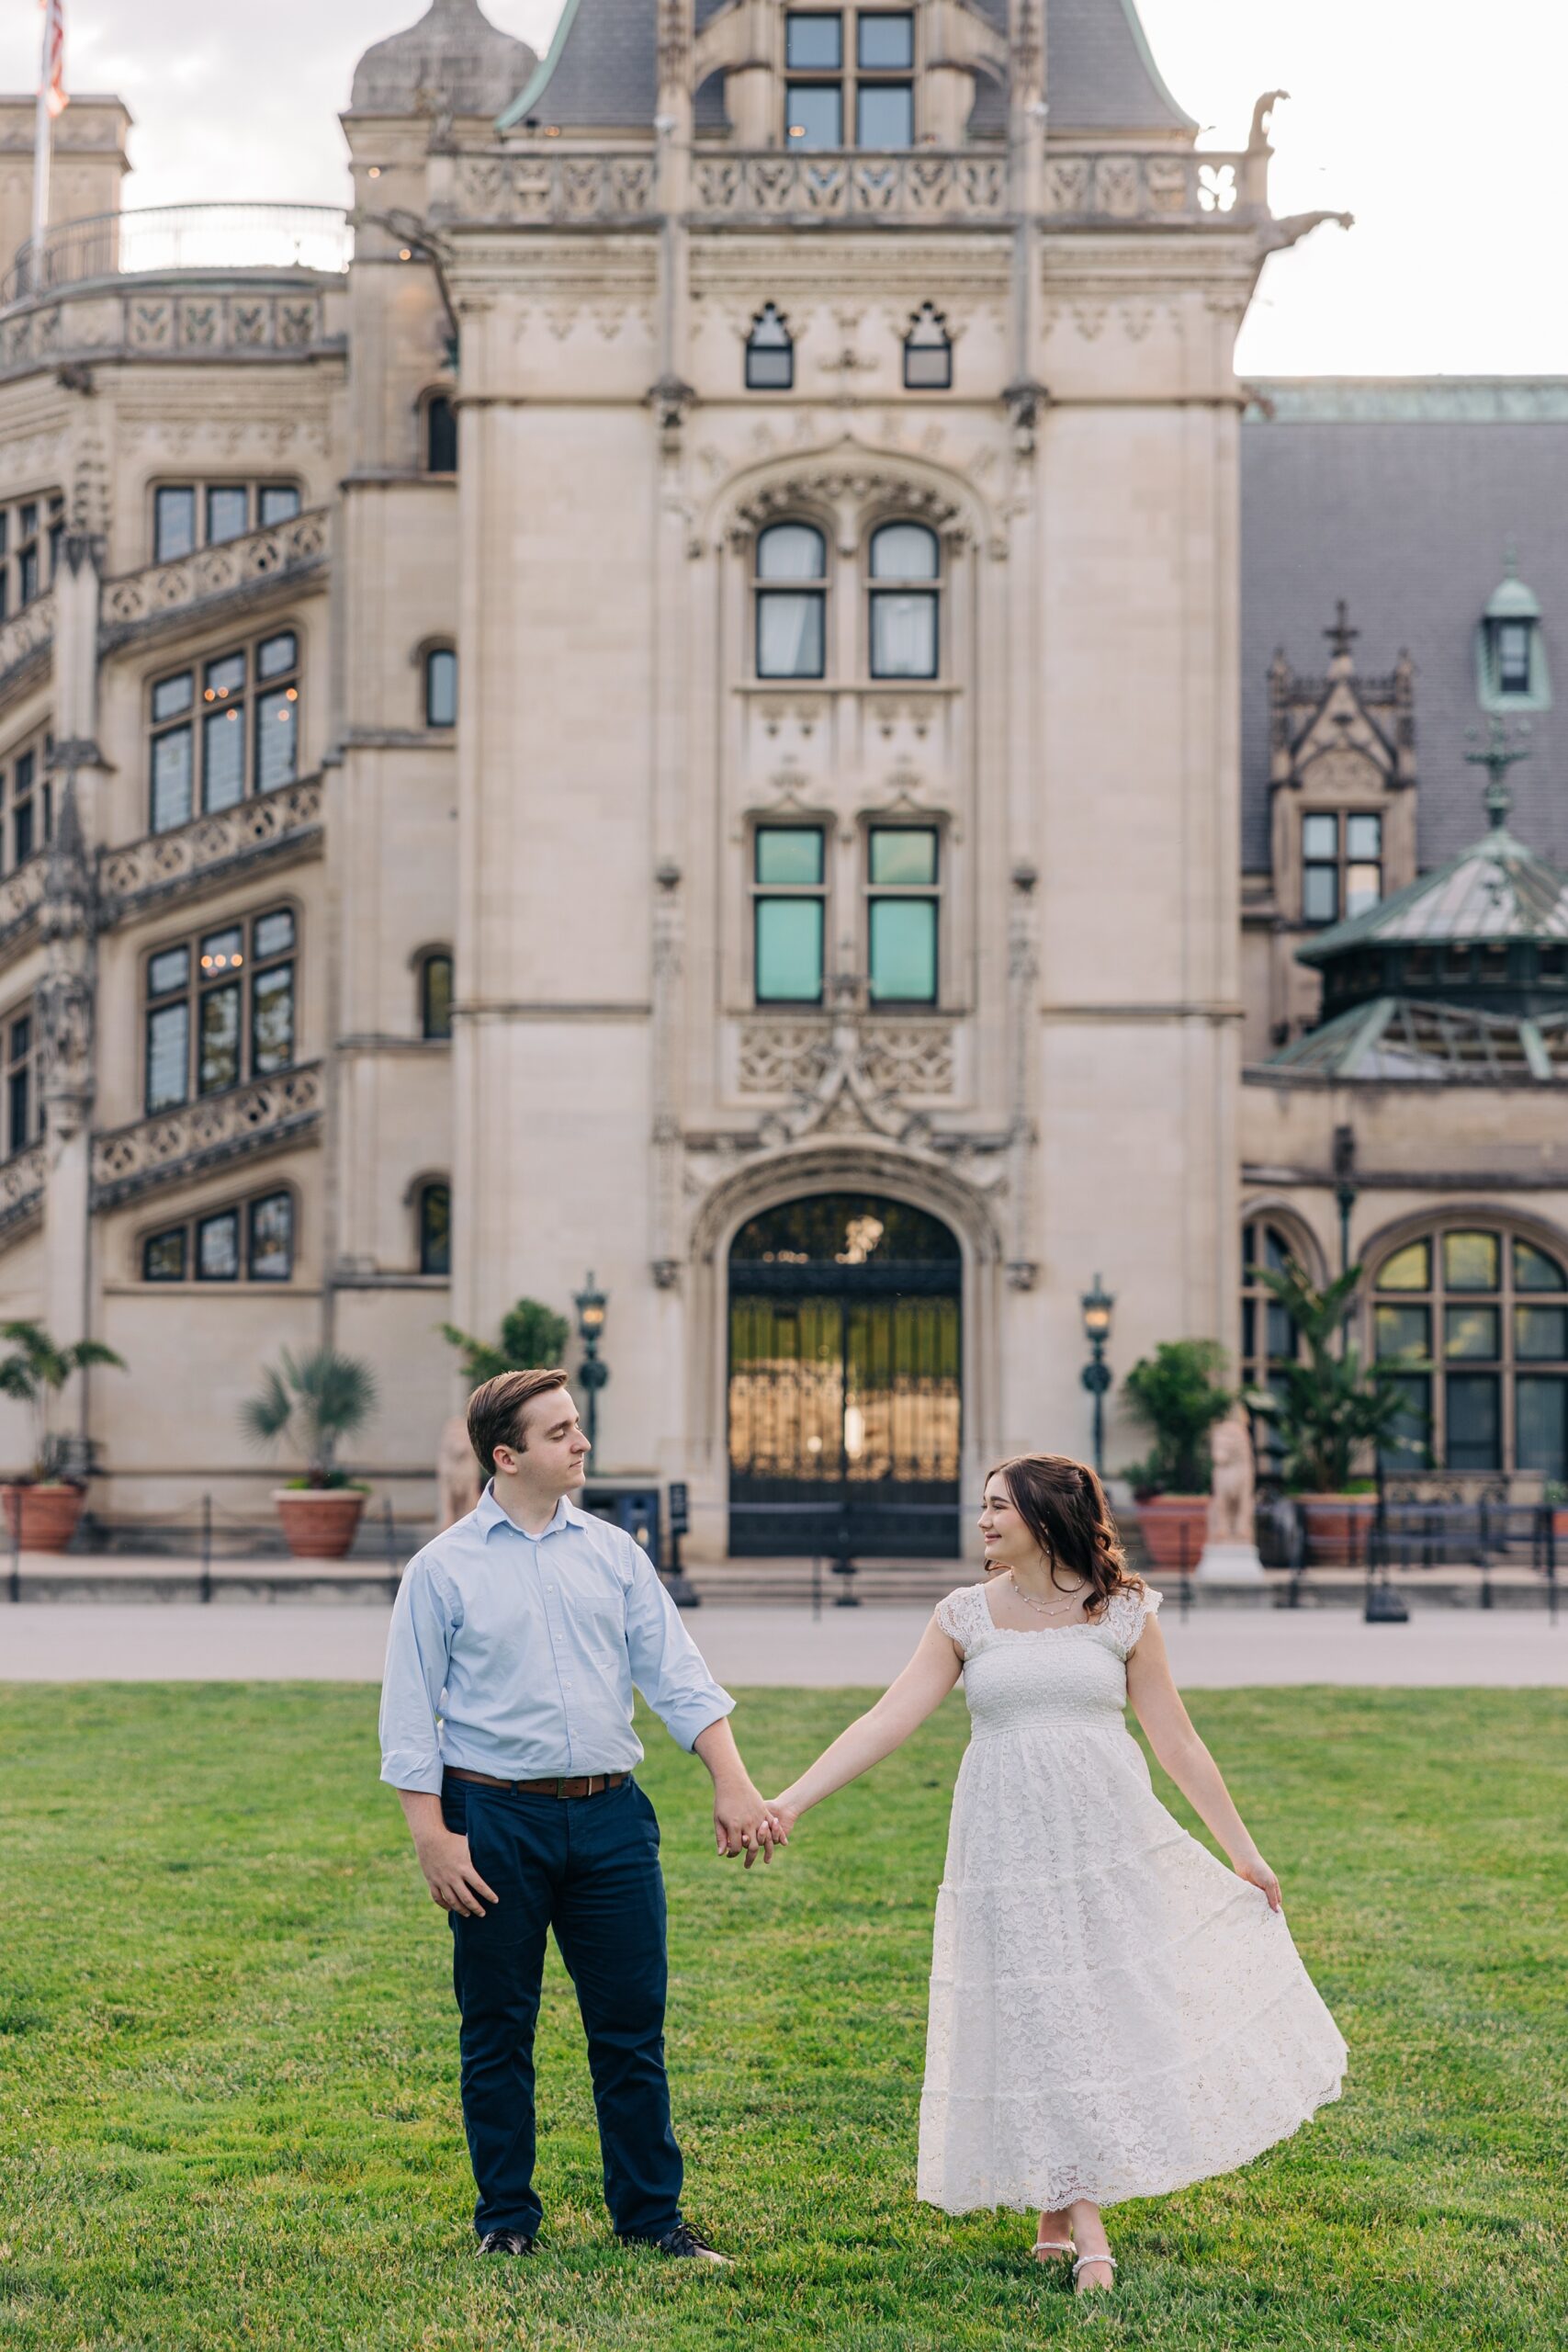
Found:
[351,0,536,114]
[502,0,1191,136]
[1241,381,1568,876]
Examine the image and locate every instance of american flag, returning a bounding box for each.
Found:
[41,0,67,120]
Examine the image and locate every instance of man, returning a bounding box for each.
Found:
[380,1366,780,2261]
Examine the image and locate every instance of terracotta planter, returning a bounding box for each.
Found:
[1135,1496,1209,1572]
[1300,1495,1376,1566]
[273,1488,366,1561]
[1,1482,86,1553]
[1551,1508,1568,1550]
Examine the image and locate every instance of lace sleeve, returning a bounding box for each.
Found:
[1109,1580,1161,1658]
[934,1589,976,1658]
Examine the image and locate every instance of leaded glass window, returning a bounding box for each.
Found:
[148,629,300,832]
[866,826,939,1004]
[1371,1224,1568,1476]
[142,908,298,1114]
[754,825,827,1004]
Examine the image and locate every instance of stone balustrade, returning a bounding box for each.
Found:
[0,590,55,699]
[90,1061,324,1210]
[0,279,344,380]
[0,852,47,968]
[98,775,324,922]
[446,146,1247,230]
[98,509,329,646]
[0,1139,45,1240]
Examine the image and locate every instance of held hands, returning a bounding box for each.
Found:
[1231,1846,1282,1913]
[713,1778,791,1870]
[415,1826,499,1917]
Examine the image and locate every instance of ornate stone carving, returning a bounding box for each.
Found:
[36,786,96,1141]
[97,775,324,923]
[738,1022,837,1096]
[98,507,328,641]
[690,153,1007,223]
[0,285,339,383]
[857,1022,955,1096]
[453,153,657,226]
[90,1061,324,1211]
[735,469,960,533]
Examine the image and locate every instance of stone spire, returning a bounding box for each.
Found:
[350,0,536,117]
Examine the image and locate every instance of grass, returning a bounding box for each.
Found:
[0,1682,1563,2350]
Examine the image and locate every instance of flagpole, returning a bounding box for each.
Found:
[30,1,64,292]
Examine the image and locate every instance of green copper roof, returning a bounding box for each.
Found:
[1266,996,1568,1081]
[1296,822,1568,967]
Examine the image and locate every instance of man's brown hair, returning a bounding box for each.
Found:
[467,1368,570,1476]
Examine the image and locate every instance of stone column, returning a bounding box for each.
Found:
[37,786,97,1473]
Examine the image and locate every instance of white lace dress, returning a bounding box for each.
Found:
[918,1580,1347,2213]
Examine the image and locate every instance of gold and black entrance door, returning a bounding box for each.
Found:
[728,1193,962,1557]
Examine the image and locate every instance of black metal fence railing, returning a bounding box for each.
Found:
[6,1491,413,1603]
[1262,1490,1560,1623]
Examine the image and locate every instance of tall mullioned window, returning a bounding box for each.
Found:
[866,826,939,1004]
[1301,811,1382,926]
[143,907,298,1115]
[753,826,827,1004]
[868,520,940,679]
[1372,1225,1568,1478]
[0,733,53,874]
[754,522,827,678]
[0,491,63,620]
[152,481,300,563]
[149,628,300,834]
[784,10,915,148]
[4,1004,36,1158]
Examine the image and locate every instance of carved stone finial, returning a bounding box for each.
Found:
[1247,89,1290,153]
[657,0,690,87]
[1324,600,1359,662]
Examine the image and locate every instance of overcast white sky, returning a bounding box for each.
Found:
[0,0,1560,378]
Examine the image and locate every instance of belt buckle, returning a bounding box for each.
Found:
[556,1776,572,1799]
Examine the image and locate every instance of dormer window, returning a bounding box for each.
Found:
[784,10,915,151]
[1477,550,1551,712]
[903,304,953,390]
[745,305,795,391]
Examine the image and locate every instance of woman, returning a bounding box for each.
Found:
[767,1453,1347,2296]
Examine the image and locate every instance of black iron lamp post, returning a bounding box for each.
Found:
[573,1271,609,1454]
[1080,1273,1115,1476]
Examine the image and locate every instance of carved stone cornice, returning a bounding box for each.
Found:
[97,508,329,654]
[89,1061,324,1211]
[96,775,324,927]
[0,282,344,383]
[0,1140,45,1245]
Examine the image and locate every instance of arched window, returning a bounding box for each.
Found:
[1371,1223,1568,1477]
[1241,1217,1306,1465]
[754,522,827,680]
[424,393,457,474]
[868,521,939,679]
[424,646,457,728]
[420,951,453,1040]
[744,305,794,391]
[418,1181,451,1276]
[903,304,953,390]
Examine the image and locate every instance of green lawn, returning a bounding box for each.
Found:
[0,1683,1563,2350]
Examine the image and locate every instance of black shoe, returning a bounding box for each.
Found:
[619,2222,732,2266]
[478,2229,536,2256]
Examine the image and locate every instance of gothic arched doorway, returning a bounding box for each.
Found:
[727,1193,962,1557]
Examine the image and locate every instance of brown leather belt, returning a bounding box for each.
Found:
[446,1766,629,1800]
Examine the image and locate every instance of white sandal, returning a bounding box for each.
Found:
[1032,2236,1075,2264]
[1072,2252,1117,2292]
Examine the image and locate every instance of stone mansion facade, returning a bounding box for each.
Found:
[0,0,1564,1553]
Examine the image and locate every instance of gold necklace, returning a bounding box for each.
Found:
[1008,1567,1090,1618]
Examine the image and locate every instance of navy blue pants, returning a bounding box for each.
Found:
[439,1774,683,2242]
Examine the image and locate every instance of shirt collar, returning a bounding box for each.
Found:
[478,1482,590,1541]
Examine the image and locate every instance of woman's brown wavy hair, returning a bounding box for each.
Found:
[985,1453,1143,1620]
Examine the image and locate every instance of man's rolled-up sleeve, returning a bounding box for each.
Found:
[378,1554,454,1792]
[624,1552,735,1750]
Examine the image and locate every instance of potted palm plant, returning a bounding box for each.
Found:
[1122,1340,1234,1570]
[242,1346,378,1559]
[1247,1258,1408,1564]
[0,1320,126,1553]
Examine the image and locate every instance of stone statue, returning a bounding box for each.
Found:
[437,1413,482,1530]
[1207,1407,1256,1545]
[1195,1407,1266,1585]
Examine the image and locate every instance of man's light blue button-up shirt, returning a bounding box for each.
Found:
[378,1486,735,1793]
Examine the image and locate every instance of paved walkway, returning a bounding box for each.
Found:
[1,1600,1562,1685]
